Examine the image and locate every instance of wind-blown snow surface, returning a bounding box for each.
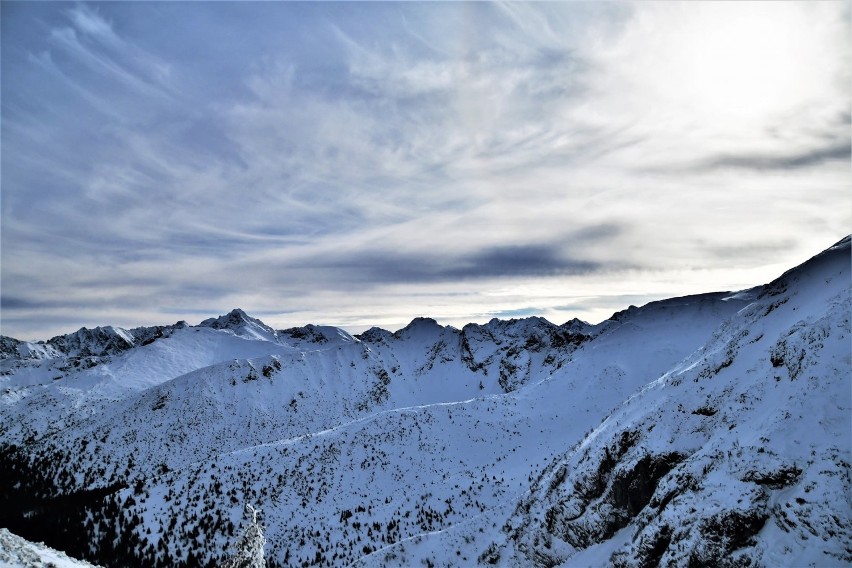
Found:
[0,528,99,568]
[1,238,849,567]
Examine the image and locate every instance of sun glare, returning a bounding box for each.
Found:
[676,5,817,122]
[611,3,838,133]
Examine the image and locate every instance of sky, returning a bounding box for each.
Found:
[1,1,850,341]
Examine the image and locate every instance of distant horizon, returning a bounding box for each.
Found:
[2,2,849,341]
[5,232,847,343]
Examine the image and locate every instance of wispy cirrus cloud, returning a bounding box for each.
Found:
[1,2,849,340]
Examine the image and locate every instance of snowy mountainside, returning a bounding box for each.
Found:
[0,237,849,567]
[495,235,852,567]
[0,528,99,568]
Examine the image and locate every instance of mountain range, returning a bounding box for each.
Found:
[1,236,849,567]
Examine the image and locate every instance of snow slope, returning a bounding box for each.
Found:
[495,236,851,567]
[0,237,848,567]
[0,528,99,568]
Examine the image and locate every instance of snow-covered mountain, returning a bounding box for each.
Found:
[1,237,849,567]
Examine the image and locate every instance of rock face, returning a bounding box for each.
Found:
[0,237,849,568]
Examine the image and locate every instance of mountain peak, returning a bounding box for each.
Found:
[199,308,250,327]
[407,316,440,327]
[198,309,278,341]
[356,326,394,343]
[560,317,592,334]
[278,324,357,349]
[829,234,851,250]
[760,233,850,299]
[46,325,136,357]
[394,317,446,339]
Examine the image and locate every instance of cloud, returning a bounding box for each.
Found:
[452,245,600,279]
[1,2,849,340]
[26,50,121,117]
[1,297,55,310]
[572,2,851,174]
[486,307,543,319]
[67,3,123,48]
[297,243,605,286]
[204,219,630,291]
[48,26,171,102]
[698,143,850,172]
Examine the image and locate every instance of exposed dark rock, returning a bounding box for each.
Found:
[692,406,718,416]
[742,465,802,489]
[610,453,685,519]
[612,523,673,568]
[0,336,23,360]
[281,324,329,343]
[356,327,393,343]
[687,509,769,567]
[48,326,135,358]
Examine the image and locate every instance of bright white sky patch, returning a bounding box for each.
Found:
[1,2,849,339]
[616,4,837,123]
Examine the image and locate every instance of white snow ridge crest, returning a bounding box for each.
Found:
[0,237,849,567]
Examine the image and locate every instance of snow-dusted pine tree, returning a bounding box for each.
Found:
[222,503,266,568]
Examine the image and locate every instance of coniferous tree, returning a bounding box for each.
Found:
[222,503,267,568]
